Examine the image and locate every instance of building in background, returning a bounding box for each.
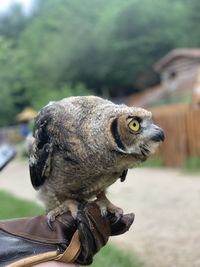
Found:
[128,49,200,167]
[155,48,200,107]
[129,48,200,108]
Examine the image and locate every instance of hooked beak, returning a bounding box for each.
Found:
[150,126,165,142]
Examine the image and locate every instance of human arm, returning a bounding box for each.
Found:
[34,262,78,267]
[0,202,134,266]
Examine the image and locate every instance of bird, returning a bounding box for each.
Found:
[29,96,164,223]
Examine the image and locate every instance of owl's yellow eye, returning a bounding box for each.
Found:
[128,119,140,132]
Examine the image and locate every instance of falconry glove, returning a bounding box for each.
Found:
[0,203,134,267]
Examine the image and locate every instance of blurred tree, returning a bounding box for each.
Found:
[0,4,29,43]
[179,0,200,47]
[0,37,30,126]
[0,0,200,126]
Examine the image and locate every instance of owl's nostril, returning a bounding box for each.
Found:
[151,129,165,142]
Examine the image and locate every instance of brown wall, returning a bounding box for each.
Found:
[151,105,200,166]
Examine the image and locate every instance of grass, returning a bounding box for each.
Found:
[138,157,164,168]
[183,156,200,174]
[138,155,200,175]
[0,191,44,219]
[0,190,141,267]
[92,244,142,267]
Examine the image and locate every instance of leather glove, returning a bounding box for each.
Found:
[0,202,134,267]
[75,203,134,265]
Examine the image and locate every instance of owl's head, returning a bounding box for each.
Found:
[109,108,164,162]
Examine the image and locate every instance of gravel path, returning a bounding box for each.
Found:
[0,160,200,267]
[0,159,41,204]
[109,168,200,267]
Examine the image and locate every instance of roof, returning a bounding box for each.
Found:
[127,85,162,107]
[16,107,37,122]
[154,48,200,72]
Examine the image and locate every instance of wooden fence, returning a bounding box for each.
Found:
[1,106,199,166]
[151,105,200,167]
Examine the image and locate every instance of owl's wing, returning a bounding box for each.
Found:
[29,107,54,190]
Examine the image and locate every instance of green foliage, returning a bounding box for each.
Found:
[0,37,30,126]
[183,156,200,174]
[1,0,200,125]
[0,191,44,219]
[31,83,91,110]
[92,244,142,267]
[0,4,29,41]
[138,157,164,168]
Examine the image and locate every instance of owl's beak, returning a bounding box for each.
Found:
[150,126,165,142]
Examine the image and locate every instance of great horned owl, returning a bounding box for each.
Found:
[29,96,164,222]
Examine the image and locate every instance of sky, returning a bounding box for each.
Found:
[0,0,33,13]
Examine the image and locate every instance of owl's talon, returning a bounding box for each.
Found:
[95,200,108,217]
[46,213,56,230]
[111,213,123,225]
[95,194,123,220]
[46,199,79,228]
[71,210,78,219]
[114,207,124,217]
[100,208,108,217]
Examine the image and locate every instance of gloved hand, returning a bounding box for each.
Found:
[0,202,134,267]
[75,202,134,265]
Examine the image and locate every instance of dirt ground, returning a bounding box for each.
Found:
[0,159,200,267]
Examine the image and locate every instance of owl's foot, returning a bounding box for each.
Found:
[95,192,123,223]
[47,199,79,230]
